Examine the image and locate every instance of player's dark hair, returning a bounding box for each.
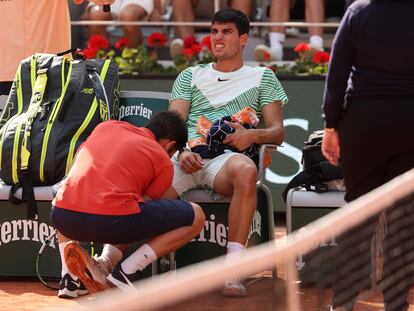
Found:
[146,110,188,152]
[211,8,250,36]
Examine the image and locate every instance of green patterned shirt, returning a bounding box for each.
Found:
[171,63,288,141]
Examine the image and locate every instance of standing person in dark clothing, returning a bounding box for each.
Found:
[322,0,414,310]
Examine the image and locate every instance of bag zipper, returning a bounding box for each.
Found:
[39,58,72,182]
[65,59,111,174]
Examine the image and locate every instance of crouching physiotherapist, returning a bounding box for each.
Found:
[51,111,205,298]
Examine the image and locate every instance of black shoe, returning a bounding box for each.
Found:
[58,273,88,298]
[106,262,143,292]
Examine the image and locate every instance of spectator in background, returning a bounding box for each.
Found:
[84,0,163,48]
[255,0,325,61]
[0,0,114,97]
[0,1,77,95]
[322,1,414,310]
[170,0,255,58]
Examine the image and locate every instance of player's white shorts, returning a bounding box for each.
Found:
[172,152,238,195]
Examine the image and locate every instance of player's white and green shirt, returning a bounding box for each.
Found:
[171,63,288,141]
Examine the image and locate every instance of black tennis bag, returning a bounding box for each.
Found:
[0,53,120,217]
[282,130,343,201]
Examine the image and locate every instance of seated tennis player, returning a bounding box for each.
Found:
[51,111,205,298]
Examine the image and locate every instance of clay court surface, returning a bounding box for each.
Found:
[1,228,413,311]
[0,278,78,311]
[0,275,405,311]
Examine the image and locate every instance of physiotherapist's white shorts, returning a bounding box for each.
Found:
[172,152,238,195]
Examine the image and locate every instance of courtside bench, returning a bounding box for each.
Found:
[285,187,346,234]
[285,187,346,283]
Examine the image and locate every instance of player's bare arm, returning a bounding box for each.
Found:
[223,101,284,149]
[169,99,204,174]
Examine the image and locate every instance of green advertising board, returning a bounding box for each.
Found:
[120,76,326,213]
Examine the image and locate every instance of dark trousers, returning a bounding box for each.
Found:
[332,96,414,310]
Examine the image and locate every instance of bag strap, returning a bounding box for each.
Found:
[282,170,329,202]
[18,67,49,219]
[86,63,111,121]
[20,68,48,173]
[21,173,37,219]
[8,180,38,219]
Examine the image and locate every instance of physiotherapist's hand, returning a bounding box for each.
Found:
[179,151,204,174]
[222,121,253,151]
[322,129,340,166]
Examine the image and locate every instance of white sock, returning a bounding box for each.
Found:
[309,35,324,50]
[59,242,77,279]
[121,243,157,274]
[100,244,123,271]
[269,32,286,49]
[225,242,245,282]
[226,241,245,258]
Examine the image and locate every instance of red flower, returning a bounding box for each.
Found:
[115,37,129,50]
[88,35,109,51]
[183,36,198,48]
[294,42,311,53]
[263,51,272,62]
[200,36,212,51]
[147,32,167,48]
[191,43,202,54]
[313,51,330,64]
[82,47,98,59]
[182,48,195,58]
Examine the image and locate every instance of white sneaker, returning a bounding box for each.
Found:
[93,254,112,276]
[254,44,283,62]
[169,38,184,59]
[64,241,110,293]
[222,279,247,297]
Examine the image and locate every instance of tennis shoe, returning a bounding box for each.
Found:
[106,262,143,292]
[64,241,110,293]
[222,279,247,297]
[93,254,112,276]
[58,273,88,298]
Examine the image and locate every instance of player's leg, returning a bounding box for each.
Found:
[212,153,257,297]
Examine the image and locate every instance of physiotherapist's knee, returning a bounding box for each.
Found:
[190,202,205,232]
